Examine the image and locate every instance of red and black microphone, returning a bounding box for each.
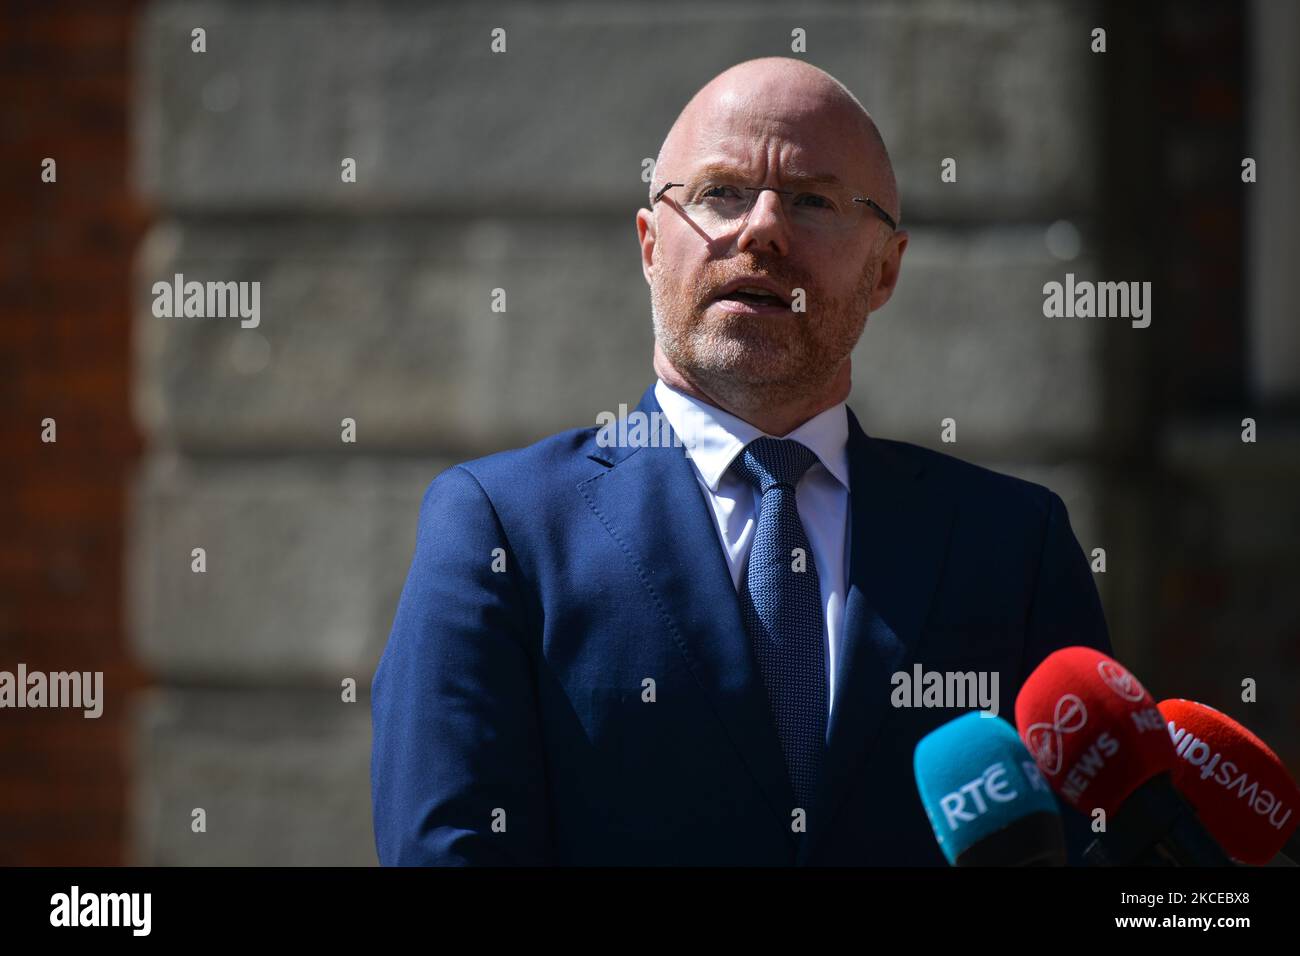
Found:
[1159,698,1300,865]
[1015,646,1231,866]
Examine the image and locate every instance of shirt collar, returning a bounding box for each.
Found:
[653,377,851,493]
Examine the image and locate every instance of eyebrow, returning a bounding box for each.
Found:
[685,160,848,189]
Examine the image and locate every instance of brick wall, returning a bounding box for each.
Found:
[0,1,147,865]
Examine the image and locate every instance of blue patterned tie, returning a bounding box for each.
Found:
[730,437,828,814]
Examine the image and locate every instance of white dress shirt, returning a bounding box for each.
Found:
[653,378,852,722]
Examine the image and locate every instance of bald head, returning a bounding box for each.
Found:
[650,57,898,224]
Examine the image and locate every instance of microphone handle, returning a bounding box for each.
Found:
[1282,829,1300,864]
[1162,785,1233,866]
[1085,773,1231,866]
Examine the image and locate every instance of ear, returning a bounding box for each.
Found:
[868,228,908,312]
[635,206,656,286]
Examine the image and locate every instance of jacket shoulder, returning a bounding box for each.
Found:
[871,437,1060,520]
[421,424,606,506]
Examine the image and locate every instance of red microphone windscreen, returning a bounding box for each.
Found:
[1158,699,1299,865]
[1015,647,1174,816]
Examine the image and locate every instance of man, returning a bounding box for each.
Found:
[371,57,1111,865]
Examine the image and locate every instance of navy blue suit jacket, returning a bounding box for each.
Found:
[371,382,1112,865]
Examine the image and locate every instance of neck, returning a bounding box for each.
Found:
[653,344,850,437]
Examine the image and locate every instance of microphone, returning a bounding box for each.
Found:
[1015,646,1231,866]
[914,711,1066,866]
[1158,698,1300,865]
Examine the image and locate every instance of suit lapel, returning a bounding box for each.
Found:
[796,408,956,865]
[577,383,799,847]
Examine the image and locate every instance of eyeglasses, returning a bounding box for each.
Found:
[652,178,897,234]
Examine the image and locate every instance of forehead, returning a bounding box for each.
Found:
[686,149,847,188]
[680,88,868,183]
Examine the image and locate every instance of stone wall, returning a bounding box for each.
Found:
[128,0,1120,865]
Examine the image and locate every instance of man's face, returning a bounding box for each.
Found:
[639,89,899,405]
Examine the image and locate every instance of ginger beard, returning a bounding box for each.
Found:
[650,246,877,409]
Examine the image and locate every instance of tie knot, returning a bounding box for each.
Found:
[730,437,819,493]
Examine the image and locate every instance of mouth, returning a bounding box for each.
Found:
[709,279,793,315]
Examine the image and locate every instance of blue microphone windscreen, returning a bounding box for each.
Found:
[913,712,1061,864]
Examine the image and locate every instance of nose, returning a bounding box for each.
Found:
[734,189,790,257]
